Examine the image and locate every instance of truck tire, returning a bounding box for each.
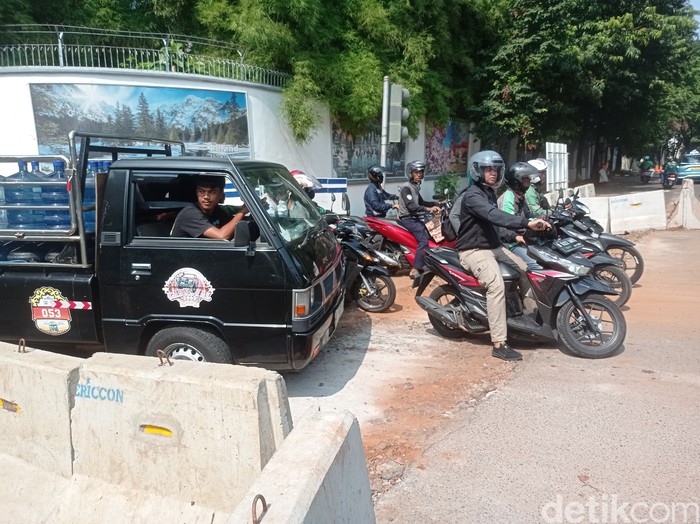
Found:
[146,327,232,364]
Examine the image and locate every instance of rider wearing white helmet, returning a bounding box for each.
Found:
[455,151,550,361]
[525,158,549,217]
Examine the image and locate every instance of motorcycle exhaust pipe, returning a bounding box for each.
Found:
[416,296,462,329]
[374,250,402,268]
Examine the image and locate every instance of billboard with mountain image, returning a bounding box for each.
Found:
[29,84,249,158]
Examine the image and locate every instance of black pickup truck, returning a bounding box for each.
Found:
[0,131,344,371]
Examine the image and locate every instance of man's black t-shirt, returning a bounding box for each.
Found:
[171,204,231,238]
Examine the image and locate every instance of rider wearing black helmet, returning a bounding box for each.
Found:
[455,151,549,361]
[397,160,441,278]
[364,165,398,217]
[501,162,542,271]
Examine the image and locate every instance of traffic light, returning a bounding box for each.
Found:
[388,83,409,143]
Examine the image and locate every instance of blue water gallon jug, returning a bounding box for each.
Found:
[83,160,97,233]
[6,160,44,229]
[42,160,71,230]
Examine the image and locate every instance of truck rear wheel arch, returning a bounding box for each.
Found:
[144,324,234,364]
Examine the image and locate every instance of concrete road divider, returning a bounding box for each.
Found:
[0,345,375,523]
[668,179,700,229]
[608,190,666,233]
[70,352,292,510]
[0,343,81,478]
[228,408,376,524]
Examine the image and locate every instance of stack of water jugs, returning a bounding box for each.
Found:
[1,158,109,233]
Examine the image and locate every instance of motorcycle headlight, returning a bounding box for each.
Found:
[534,247,591,276]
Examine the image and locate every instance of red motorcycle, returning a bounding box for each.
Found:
[363,213,456,273]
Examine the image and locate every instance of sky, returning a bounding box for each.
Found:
[693,0,700,33]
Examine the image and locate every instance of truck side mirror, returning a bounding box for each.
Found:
[233,221,250,247]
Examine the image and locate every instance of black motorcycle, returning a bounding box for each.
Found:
[551,190,645,284]
[329,216,396,313]
[544,213,632,306]
[413,236,626,359]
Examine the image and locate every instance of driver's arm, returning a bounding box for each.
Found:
[202,205,249,240]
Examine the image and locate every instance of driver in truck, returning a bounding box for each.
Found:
[171,175,249,239]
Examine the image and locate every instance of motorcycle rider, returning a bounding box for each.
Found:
[525,158,549,217]
[364,165,398,217]
[291,170,326,214]
[500,162,543,271]
[397,160,441,279]
[455,151,550,361]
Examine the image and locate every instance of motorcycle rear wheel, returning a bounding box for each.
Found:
[557,295,626,359]
[605,245,644,284]
[590,264,632,307]
[354,274,396,313]
[427,285,468,338]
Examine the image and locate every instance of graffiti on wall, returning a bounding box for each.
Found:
[331,122,405,180]
[30,84,249,158]
[425,119,471,175]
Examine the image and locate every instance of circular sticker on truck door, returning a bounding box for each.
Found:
[162,268,214,308]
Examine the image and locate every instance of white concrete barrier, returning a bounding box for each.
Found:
[608,190,667,234]
[668,179,700,229]
[1,348,375,523]
[70,352,292,510]
[0,343,81,478]
[228,409,376,524]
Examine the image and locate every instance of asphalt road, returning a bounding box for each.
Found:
[373,228,700,523]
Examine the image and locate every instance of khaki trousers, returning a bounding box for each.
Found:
[458,246,529,344]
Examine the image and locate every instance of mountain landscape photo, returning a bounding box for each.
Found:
[30,83,249,157]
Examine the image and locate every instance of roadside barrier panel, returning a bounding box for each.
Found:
[668,179,700,229]
[580,196,611,232]
[227,409,376,524]
[70,352,293,511]
[609,190,667,234]
[0,342,81,478]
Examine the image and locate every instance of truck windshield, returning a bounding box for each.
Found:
[238,165,323,243]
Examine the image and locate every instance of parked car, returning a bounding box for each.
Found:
[671,150,700,183]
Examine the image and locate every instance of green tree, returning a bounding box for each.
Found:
[472,0,698,174]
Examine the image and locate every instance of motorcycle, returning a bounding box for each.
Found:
[328,215,396,313]
[363,193,455,273]
[551,189,645,284]
[545,212,632,306]
[413,233,627,359]
[640,169,655,184]
[662,169,677,190]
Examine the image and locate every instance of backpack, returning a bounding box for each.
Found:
[441,190,467,242]
[441,210,457,241]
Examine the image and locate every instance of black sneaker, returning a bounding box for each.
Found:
[492,343,523,361]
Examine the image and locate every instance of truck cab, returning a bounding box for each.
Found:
[0,132,344,371]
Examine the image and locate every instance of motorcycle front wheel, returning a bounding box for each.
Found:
[556,295,626,359]
[605,245,644,284]
[354,274,396,313]
[590,264,632,307]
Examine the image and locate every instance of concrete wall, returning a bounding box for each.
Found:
[0,344,374,523]
[544,183,667,234]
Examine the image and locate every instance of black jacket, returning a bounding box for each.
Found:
[455,183,528,250]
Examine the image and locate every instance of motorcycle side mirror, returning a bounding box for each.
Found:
[324,213,340,225]
[540,196,551,210]
[568,189,575,197]
[341,192,351,215]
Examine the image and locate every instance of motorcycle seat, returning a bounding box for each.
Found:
[431,247,522,281]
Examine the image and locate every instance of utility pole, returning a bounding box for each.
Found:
[380,76,390,168]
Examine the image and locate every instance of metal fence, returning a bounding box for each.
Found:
[0,24,290,89]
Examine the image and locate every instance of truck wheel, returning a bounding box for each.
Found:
[146,327,232,364]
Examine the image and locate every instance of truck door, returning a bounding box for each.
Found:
[99,171,292,365]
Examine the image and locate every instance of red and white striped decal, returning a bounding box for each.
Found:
[52,300,92,310]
